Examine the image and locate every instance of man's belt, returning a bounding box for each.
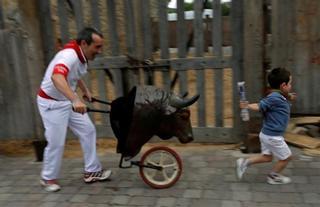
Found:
[38,89,57,101]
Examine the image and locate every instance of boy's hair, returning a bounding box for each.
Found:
[267,67,291,89]
[76,27,103,45]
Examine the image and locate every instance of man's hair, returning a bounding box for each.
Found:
[267,67,291,89]
[76,27,103,45]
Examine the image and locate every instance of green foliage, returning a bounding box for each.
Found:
[222,3,230,16]
[184,2,193,11]
[167,1,230,16]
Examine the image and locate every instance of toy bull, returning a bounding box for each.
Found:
[110,85,199,160]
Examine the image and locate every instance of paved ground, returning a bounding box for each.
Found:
[0,144,320,207]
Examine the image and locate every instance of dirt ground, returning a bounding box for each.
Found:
[0,138,239,158]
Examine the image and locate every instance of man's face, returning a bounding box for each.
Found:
[81,33,103,61]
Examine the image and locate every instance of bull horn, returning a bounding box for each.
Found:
[169,94,200,108]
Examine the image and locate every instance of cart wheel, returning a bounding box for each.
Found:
[139,146,182,189]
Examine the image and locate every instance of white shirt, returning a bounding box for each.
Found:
[40,42,87,101]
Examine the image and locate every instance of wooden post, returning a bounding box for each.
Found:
[212,0,224,127]
[37,0,55,65]
[194,0,206,127]
[243,0,264,133]
[231,0,245,141]
[0,0,4,29]
[106,0,123,97]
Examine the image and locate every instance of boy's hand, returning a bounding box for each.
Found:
[288,92,297,101]
[239,101,249,109]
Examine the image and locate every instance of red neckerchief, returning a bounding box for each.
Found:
[63,40,87,64]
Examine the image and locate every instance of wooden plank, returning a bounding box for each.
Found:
[106,0,123,97]
[90,56,232,70]
[244,0,263,103]
[196,69,206,127]
[193,0,204,56]
[124,0,136,57]
[193,0,206,127]
[140,0,154,85]
[96,71,107,125]
[303,148,320,157]
[37,0,55,65]
[309,1,320,114]
[290,117,320,125]
[213,0,223,127]
[106,0,120,55]
[170,56,232,69]
[90,0,108,124]
[6,32,35,138]
[286,117,320,132]
[158,0,169,58]
[141,0,152,59]
[0,31,9,137]
[231,0,245,137]
[212,0,222,57]
[214,69,223,126]
[176,0,188,95]
[70,0,84,32]
[176,0,187,57]
[292,0,319,114]
[0,0,4,29]
[285,133,320,149]
[57,0,69,44]
[123,0,138,92]
[90,0,101,30]
[158,0,170,91]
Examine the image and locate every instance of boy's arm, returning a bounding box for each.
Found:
[248,103,259,111]
[240,101,259,111]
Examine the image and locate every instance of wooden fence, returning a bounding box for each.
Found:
[1,0,248,142]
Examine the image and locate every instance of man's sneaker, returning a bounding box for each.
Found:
[40,179,61,192]
[267,173,291,185]
[84,169,112,183]
[236,158,247,180]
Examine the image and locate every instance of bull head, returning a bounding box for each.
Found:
[112,85,199,160]
[157,108,194,144]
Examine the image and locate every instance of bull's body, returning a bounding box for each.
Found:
[110,86,197,160]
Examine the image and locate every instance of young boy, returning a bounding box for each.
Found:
[236,67,296,185]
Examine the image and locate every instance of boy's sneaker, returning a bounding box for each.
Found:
[267,173,291,185]
[84,169,112,183]
[236,158,247,180]
[40,179,61,192]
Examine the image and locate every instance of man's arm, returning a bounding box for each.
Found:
[77,79,92,101]
[51,74,87,114]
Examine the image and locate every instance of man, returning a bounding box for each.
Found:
[37,27,111,192]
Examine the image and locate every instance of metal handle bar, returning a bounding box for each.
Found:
[83,96,111,105]
[87,108,110,113]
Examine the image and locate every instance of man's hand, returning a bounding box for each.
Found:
[72,98,87,114]
[83,90,92,102]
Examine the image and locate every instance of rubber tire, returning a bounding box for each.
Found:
[139,146,182,189]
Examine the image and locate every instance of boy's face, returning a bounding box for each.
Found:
[280,76,292,94]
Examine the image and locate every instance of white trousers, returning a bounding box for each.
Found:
[37,96,102,180]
